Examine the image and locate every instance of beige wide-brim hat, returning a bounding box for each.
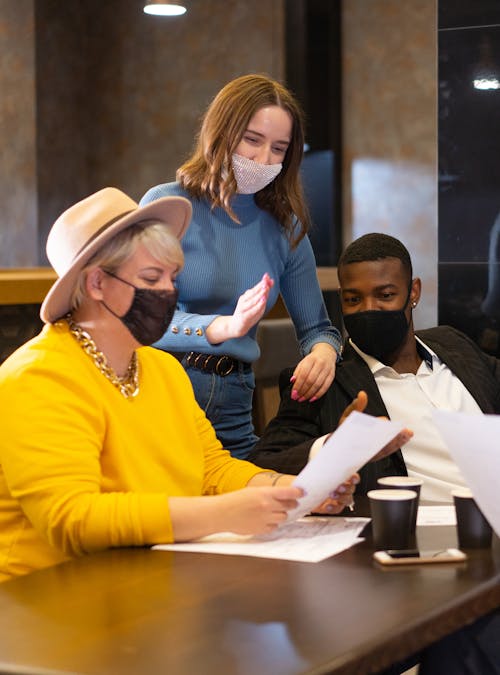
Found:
[40,187,192,323]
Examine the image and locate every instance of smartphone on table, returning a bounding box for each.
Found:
[373,548,467,566]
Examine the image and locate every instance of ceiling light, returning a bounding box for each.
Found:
[144,2,187,16]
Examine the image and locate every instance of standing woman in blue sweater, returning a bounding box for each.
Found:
[140,73,342,459]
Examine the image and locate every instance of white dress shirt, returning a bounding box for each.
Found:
[350,337,482,503]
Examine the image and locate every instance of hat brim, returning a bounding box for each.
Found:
[40,195,191,323]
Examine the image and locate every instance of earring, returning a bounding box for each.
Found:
[412,301,417,308]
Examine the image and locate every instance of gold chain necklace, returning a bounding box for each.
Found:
[64,314,139,399]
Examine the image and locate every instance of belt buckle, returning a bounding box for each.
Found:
[215,356,235,376]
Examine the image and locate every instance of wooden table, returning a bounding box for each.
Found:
[0,517,498,675]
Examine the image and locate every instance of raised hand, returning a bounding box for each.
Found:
[206,273,274,343]
[338,391,413,461]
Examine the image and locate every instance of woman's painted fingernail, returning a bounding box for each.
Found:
[310,396,318,402]
[298,397,306,403]
[291,390,299,400]
[290,375,296,383]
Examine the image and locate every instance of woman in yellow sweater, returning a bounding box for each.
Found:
[0,187,357,581]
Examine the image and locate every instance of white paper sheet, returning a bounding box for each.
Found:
[153,517,369,563]
[288,411,406,521]
[432,409,500,536]
[417,505,457,526]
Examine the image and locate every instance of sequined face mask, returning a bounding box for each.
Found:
[102,271,178,346]
[231,153,282,194]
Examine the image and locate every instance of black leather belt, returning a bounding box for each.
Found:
[184,351,251,377]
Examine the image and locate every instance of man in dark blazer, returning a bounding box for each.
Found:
[250,232,500,675]
[249,233,500,498]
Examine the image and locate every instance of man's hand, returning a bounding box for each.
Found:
[338,390,413,461]
[338,390,369,425]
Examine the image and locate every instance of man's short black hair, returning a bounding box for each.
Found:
[338,233,413,284]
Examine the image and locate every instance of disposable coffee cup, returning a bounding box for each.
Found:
[377,476,423,534]
[452,487,493,549]
[368,489,417,550]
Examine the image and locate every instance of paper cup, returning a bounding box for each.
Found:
[377,476,423,533]
[368,489,417,550]
[452,487,492,549]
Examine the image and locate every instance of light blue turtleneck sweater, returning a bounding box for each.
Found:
[140,182,341,363]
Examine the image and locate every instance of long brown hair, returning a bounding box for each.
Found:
[177,73,311,247]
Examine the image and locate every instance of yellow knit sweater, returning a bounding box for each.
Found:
[0,322,263,581]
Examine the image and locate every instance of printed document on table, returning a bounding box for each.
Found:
[287,411,406,521]
[153,517,369,563]
[433,409,500,537]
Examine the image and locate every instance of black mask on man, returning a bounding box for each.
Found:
[102,271,178,346]
[342,286,412,361]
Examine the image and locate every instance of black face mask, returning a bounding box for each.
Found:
[342,286,412,361]
[102,271,178,346]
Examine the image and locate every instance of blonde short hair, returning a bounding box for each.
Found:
[71,220,184,310]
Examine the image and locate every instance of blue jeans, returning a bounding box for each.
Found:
[183,359,259,460]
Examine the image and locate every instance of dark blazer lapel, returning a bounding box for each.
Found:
[335,345,390,418]
[418,328,499,414]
